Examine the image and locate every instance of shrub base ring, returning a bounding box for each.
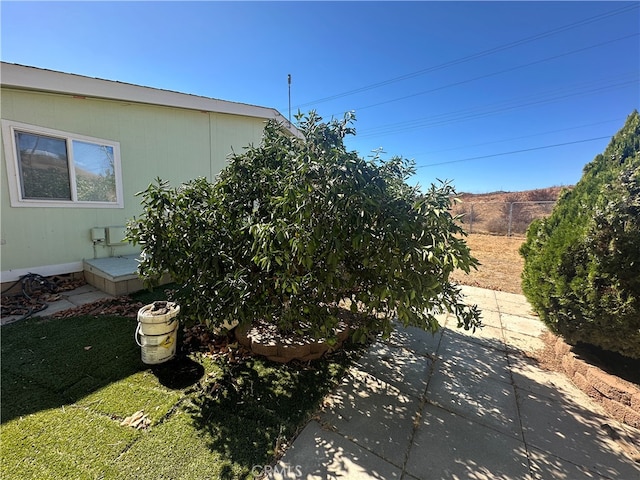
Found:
[235,310,352,363]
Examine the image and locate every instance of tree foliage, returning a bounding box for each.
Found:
[127,112,480,342]
[520,110,640,359]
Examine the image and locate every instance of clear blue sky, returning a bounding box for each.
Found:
[2,1,638,193]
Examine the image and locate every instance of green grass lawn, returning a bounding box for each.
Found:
[1,290,364,479]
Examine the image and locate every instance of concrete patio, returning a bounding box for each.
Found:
[270,285,640,479]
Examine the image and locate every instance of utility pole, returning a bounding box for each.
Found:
[287,73,291,126]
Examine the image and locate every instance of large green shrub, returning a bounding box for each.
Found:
[127,112,480,342]
[520,110,640,359]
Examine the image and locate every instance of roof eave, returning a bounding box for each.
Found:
[0,62,301,137]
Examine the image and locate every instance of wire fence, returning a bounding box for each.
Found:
[451,201,557,236]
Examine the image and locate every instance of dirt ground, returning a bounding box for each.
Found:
[450,233,525,294]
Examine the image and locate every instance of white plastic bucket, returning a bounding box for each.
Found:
[136,302,180,364]
[135,326,178,364]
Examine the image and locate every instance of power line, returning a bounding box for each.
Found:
[405,117,627,157]
[415,136,611,168]
[336,33,639,117]
[290,3,638,110]
[358,81,636,137]
[356,73,638,138]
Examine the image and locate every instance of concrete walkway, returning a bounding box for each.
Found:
[270,285,640,480]
[1,284,114,326]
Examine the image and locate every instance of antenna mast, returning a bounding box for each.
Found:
[287,74,292,126]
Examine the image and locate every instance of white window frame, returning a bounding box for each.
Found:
[2,119,124,208]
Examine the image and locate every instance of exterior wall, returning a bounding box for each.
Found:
[1,87,267,280]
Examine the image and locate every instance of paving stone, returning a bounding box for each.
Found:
[498,302,539,318]
[438,332,511,384]
[459,284,497,300]
[319,368,420,467]
[38,299,79,316]
[1,284,113,324]
[494,289,526,300]
[494,289,531,305]
[405,403,531,480]
[501,313,548,337]
[528,447,608,480]
[66,290,114,306]
[459,286,499,312]
[388,322,443,357]
[447,323,506,351]
[443,307,502,331]
[503,329,545,355]
[510,357,608,412]
[269,421,403,480]
[0,316,22,326]
[427,355,522,439]
[475,308,502,328]
[518,390,640,479]
[355,342,433,398]
[402,474,421,480]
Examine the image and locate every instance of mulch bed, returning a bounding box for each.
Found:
[51,296,147,319]
[182,323,253,363]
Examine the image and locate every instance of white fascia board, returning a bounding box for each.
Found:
[1,63,301,137]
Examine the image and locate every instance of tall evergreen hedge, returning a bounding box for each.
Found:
[520,111,640,359]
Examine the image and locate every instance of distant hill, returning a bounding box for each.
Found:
[450,186,574,235]
[457,186,572,204]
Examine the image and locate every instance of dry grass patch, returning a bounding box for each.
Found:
[450,233,525,294]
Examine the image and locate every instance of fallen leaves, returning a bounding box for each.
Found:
[1,274,86,318]
[1,296,48,317]
[51,297,146,319]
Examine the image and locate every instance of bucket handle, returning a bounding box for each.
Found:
[135,316,178,347]
[134,323,143,347]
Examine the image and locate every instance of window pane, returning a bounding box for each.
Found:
[72,140,117,202]
[15,131,71,200]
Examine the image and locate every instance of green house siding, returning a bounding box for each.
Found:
[1,88,267,278]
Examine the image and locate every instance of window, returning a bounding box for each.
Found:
[2,120,123,208]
